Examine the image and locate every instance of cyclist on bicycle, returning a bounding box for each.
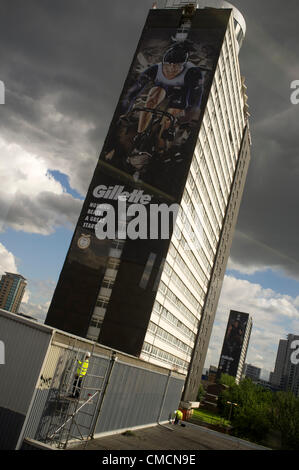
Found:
[121,41,204,151]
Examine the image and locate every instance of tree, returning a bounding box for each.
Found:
[218,373,236,388]
[217,375,239,419]
[197,384,206,402]
[231,380,272,443]
[218,375,299,448]
[270,391,299,449]
[218,377,272,443]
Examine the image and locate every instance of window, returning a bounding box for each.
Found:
[111,239,125,250]
[102,278,114,289]
[96,297,109,308]
[107,258,120,270]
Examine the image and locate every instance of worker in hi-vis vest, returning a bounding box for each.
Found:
[174,409,183,425]
[71,352,90,398]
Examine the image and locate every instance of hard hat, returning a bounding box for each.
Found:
[85,352,91,358]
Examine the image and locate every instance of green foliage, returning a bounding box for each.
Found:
[197,384,206,402]
[218,378,273,445]
[218,373,236,388]
[231,380,273,443]
[270,391,299,449]
[217,374,239,418]
[217,377,299,448]
[192,408,230,428]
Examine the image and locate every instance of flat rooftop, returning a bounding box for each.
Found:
[72,422,269,451]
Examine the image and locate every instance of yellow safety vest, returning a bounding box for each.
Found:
[77,360,89,377]
[175,410,183,420]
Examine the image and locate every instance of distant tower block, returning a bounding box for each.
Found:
[0,272,27,314]
[217,310,253,384]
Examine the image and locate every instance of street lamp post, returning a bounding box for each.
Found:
[226,401,238,421]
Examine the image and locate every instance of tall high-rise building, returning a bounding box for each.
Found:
[46,0,251,400]
[270,334,299,397]
[217,310,252,384]
[0,272,27,314]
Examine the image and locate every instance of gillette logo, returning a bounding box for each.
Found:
[93,185,152,205]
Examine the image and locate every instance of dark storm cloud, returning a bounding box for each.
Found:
[0,0,153,137]
[230,104,299,279]
[225,0,299,279]
[0,0,153,194]
[1,0,299,277]
[0,0,154,236]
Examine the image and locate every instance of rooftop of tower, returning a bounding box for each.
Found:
[153,0,246,52]
[3,272,27,281]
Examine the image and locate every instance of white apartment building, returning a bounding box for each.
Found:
[139,1,251,399]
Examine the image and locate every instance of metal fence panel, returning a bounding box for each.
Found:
[160,376,185,422]
[23,344,63,441]
[27,352,185,446]
[94,361,178,435]
[0,310,52,449]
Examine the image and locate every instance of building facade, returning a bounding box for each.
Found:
[270,334,299,397]
[243,363,261,382]
[46,1,251,400]
[217,310,252,384]
[0,272,27,314]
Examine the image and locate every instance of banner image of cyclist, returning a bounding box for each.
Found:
[123,40,203,136]
[100,21,224,200]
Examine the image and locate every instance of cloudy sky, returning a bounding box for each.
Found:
[1,0,299,379]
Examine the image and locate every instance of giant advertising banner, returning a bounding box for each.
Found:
[46,8,231,356]
[218,310,250,378]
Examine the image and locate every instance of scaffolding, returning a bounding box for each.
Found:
[38,342,114,449]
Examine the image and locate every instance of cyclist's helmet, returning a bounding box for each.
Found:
[163,44,189,65]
